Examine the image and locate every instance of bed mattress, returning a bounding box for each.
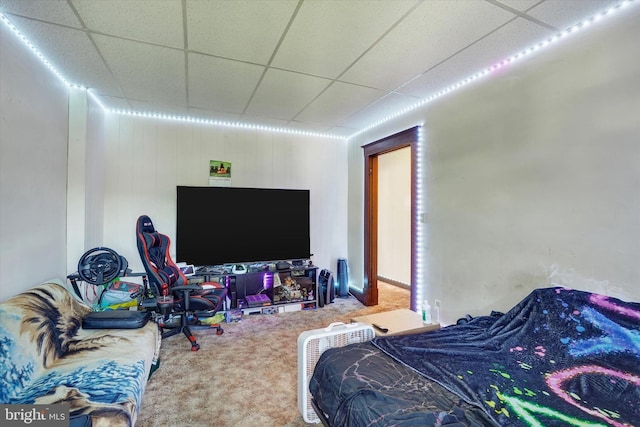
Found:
[310,341,496,426]
[310,287,640,426]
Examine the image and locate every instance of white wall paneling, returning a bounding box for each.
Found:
[102,116,348,274]
[66,88,87,273]
[0,23,70,298]
[84,92,107,251]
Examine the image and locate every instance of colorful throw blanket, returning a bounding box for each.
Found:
[0,283,160,426]
[372,287,640,426]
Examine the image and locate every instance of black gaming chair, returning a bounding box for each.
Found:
[136,215,225,350]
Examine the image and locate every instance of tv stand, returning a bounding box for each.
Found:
[194,265,318,315]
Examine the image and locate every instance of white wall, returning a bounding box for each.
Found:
[0,18,346,300]
[348,6,640,324]
[84,93,107,249]
[101,114,348,274]
[4,5,637,319]
[377,147,411,285]
[0,23,70,299]
[66,89,107,274]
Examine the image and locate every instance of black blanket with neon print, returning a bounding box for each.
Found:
[372,287,640,426]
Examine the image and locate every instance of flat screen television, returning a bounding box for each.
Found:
[176,186,311,266]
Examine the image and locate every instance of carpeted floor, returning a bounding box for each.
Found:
[136,281,409,426]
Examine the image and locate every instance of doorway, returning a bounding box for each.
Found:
[357,126,420,309]
[378,147,411,288]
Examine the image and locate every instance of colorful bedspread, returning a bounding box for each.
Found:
[373,287,640,426]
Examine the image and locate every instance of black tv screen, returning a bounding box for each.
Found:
[176,186,311,266]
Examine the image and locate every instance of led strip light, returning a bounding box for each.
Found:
[0,12,344,140]
[400,0,637,316]
[349,0,637,140]
[110,108,345,139]
[413,126,425,310]
[2,1,635,310]
[0,13,83,90]
[1,0,636,140]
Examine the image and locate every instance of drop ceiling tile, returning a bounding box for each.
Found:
[188,52,265,114]
[2,0,631,137]
[399,17,552,99]
[295,81,385,127]
[341,0,517,92]
[0,0,81,27]
[340,92,421,130]
[246,68,331,121]
[186,0,298,64]
[7,16,123,96]
[96,95,130,111]
[71,0,183,48]
[494,0,541,12]
[271,0,418,78]
[93,34,186,105]
[527,0,624,30]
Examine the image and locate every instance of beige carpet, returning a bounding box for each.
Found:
[136,282,409,426]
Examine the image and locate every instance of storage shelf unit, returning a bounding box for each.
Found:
[195,266,318,315]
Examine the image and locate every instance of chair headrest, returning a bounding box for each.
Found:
[137,215,156,234]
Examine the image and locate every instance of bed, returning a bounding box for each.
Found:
[309,287,640,426]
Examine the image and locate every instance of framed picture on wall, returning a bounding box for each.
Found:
[209,160,231,187]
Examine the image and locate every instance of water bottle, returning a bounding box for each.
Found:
[422,300,432,324]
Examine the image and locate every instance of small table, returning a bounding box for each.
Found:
[351,308,440,337]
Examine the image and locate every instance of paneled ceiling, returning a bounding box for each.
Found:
[0,0,627,138]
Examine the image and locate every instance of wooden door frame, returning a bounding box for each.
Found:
[357,126,419,308]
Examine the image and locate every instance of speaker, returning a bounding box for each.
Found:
[318,269,335,304]
[337,258,349,297]
[227,275,238,309]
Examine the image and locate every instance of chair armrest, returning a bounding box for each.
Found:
[169,284,203,293]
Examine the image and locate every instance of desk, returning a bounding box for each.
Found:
[351,308,440,337]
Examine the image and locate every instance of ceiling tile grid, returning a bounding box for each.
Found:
[271,0,419,78]
[0,0,633,138]
[398,16,554,99]
[71,0,185,48]
[7,14,123,97]
[0,0,81,27]
[526,0,624,28]
[340,91,422,130]
[294,80,385,127]
[93,33,186,105]
[494,0,542,12]
[186,0,298,64]
[188,52,265,113]
[339,0,517,92]
[245,68,332,121]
